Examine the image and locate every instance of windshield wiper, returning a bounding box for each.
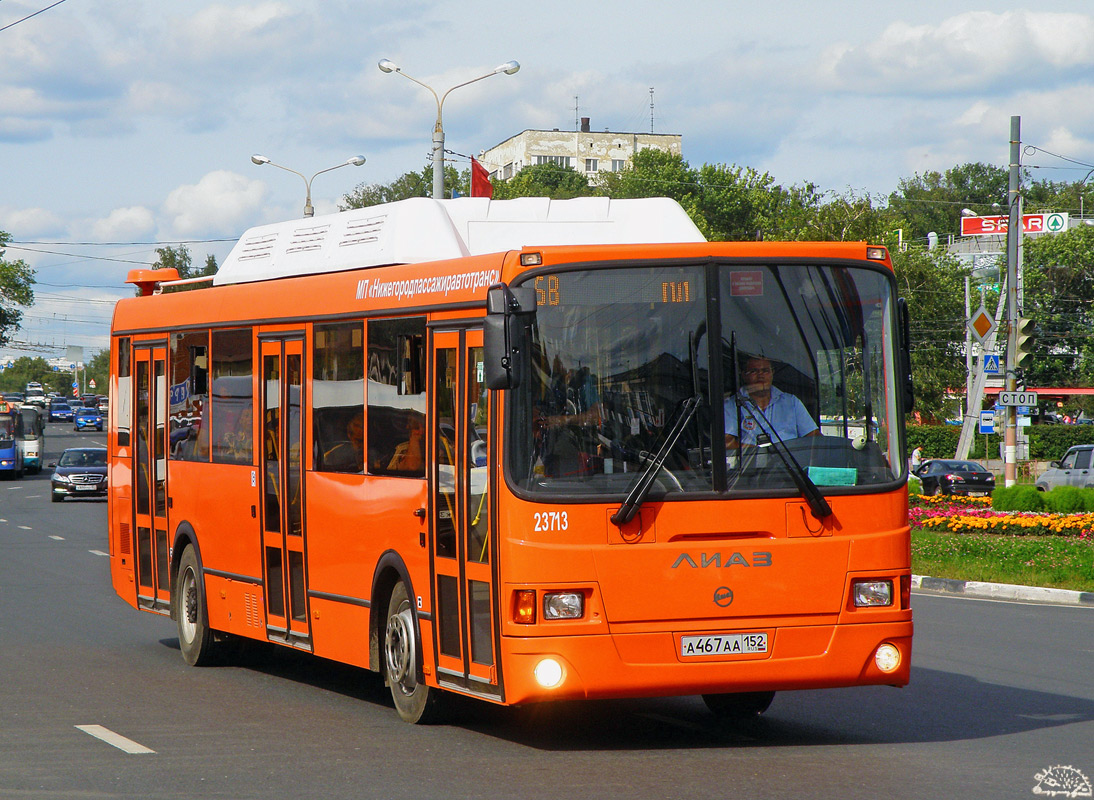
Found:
[610,394,701,527]
[741,405,832,520]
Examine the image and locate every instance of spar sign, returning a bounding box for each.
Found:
[960,212,1068,236]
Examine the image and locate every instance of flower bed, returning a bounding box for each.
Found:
[909,494,1094,539]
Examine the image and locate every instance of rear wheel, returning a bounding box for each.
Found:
[702,691,775,719]
[173,545,218,666]
[384,580,443,724]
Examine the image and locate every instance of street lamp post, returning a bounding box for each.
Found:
[250,154,366,217]
[378,59,519,200]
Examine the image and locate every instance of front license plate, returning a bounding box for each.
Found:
[75,484,97,491]
[680,632,768,657]
[968,491,987,497]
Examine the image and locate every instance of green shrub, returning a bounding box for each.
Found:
[1038,485,1094,513]
[908,476,921,496]
[907,423,1094,462]
[992,485,1045,512]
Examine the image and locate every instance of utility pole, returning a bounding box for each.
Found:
[1003,115,1021,487]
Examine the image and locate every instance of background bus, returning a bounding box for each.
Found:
[0,400,25,478]
[108,197,914,723]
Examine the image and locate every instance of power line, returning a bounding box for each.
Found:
[0,0,69,34]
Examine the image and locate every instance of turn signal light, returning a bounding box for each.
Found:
[514,590,537,624]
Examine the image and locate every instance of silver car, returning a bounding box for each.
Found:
[1035,445,1094,491]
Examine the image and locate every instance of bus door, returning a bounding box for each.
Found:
[259,337,310,647]
[133,344,170,612]
[430,329,499,697]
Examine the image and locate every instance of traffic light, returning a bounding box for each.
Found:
[1014,316,1035,370]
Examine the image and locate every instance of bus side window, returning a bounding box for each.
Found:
[368,317,426,477]
[312,322,364,474]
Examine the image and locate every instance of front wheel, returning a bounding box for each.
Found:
[173,545,218,666]
[384,581,443,724]
[702,691,775,719]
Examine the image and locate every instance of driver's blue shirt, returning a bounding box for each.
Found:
[724,385,818,445]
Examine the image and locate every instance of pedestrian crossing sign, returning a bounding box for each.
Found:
[983,354,1001,374]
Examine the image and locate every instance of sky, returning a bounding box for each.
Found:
[2,0,1094,365]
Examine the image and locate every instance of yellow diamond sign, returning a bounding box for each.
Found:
[969,307,995,343]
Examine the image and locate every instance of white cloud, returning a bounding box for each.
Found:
[0,207,65,238]
[818,11,1094,95]
[91,207,156,242]
[167,2,304,65]
[162,171,268,237]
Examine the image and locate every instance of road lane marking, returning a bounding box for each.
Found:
[90,550,108,557]
[75,725,155,754]
[19,525,33,530]
[49,535,64,541]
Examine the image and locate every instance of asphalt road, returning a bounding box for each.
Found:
[0,422,1091,799]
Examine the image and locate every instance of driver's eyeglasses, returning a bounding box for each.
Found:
[744,367,773,375]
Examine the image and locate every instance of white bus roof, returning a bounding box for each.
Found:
[214,196,706,286]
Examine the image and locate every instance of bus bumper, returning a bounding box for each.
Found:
[499,621,913,706]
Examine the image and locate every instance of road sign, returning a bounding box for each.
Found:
[89,379,96,389]
[999,391,1038,406]
[979,411,995,434]
[968,307,995,343]
[960,212,1069,236]
[983,354,1001,374]
[71,381,78,389]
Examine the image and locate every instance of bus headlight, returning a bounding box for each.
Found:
[543,592,584,620]
[852,580,893,607]
[533,658,564,688]
[875,643,901,673]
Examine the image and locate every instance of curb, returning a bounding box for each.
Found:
[912,575,1094,607]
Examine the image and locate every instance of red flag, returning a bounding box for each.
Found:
[470,157,493,198]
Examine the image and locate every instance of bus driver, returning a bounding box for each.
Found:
[724,355,818,448]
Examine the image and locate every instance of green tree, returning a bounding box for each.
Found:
[152,245,217,293]
[85,348,110,395]
[891,246,969,418]
[0,357,57,393]
[887,162,1009,244]
[1021,224,1094,387]
[0,231,36,347]
[596,148,695,204]
[340,164,463,208]
[491,162,595,200]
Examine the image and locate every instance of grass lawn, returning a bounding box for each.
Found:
[909,494,1094,592]
[912,528,1094,592]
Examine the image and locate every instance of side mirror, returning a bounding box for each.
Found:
[484,283,536,390]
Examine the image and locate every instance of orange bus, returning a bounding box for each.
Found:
[108,197,914,723]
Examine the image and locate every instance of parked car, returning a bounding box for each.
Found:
[1035,445,1094,491]
[49,447,108,502]
[912,459,996,497]
[73,406,104,432]
[49,401,73,422]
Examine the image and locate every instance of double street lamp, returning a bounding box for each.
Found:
[250,154,366,217]
[378,58,519,200]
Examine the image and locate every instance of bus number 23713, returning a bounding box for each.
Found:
[533,511,569,532]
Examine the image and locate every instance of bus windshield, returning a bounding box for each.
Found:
[508,261,902,498]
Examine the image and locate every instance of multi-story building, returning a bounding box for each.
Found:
[480,117,682,183]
